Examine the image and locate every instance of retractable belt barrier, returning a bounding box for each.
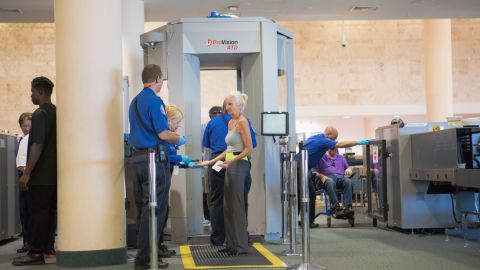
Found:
[148,150,159,270]
[287,142,326,270]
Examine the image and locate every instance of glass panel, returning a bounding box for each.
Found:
[277,36,288,112]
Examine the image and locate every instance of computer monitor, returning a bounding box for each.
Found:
[261,112,289,136]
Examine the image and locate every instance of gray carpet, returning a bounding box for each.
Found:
[1,212,479,270]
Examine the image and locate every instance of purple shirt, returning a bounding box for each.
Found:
[313,153,349,176]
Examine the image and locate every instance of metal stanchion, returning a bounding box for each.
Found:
[271,137,290,245]
[281,151,302,256]
[280,137,290,244]
[288,142,326,270]
[148,149,159,270]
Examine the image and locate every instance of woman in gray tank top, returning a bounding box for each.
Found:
[197,91,253,255]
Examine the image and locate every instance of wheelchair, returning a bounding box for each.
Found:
[313,176,355,228]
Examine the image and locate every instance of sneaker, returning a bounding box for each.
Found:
[343,207,354,217]
[203,219,211,225]
[43,250,56,259]
[12,253,45,266]
[332,205,346,219]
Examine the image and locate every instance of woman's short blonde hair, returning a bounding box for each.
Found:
[166,104,183,120]
[227,91,248,112]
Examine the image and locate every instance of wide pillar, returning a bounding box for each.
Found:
[55,0,126,267]
[122,0,145,105]
[423,19,453,122]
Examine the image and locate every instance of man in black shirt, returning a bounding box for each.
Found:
[13,77,57,266]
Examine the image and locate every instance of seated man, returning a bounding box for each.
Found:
[312,148,354,218]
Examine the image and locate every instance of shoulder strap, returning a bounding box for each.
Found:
[134,97,155,134]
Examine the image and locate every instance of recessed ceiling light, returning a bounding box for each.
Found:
[350,6,378,12]
[0,8,23,14]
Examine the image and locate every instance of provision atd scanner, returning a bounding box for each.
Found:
[139,17,296,243]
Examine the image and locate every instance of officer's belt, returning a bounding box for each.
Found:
[131,148,153,155]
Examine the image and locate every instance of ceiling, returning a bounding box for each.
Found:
[1,0,480,23]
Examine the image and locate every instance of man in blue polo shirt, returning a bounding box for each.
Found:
[129,64,186,270]
[304,126,368,227]
[202,100,256,246]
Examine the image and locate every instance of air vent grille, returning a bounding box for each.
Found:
[350,6,378,12]
[0,8,23,14]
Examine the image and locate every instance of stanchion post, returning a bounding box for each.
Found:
[280,137,289,244]
[281,151,302,256]
[288,142,326,270]
[299,142,311,263]
[148,149,158,270]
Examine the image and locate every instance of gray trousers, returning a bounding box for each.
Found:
[224,159,250,253]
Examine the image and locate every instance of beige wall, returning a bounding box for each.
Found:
[1,19,479,135]
[0,23,55,134]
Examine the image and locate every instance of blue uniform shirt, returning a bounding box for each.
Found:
[304,134,337,170]
[166,142,182,165]
[128,88,169,149]
[202,113,257,154]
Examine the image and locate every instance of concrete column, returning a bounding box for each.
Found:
[424,19,453,122]
[55,0,126,267]
[122,0,145,101]
[363,117,374,139]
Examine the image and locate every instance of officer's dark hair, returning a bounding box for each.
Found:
[31,76,54,96]
[209,106,222,115]
[142,64,163,83]
[18,112,32,126]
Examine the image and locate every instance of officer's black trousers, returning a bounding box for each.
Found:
[131,155,170,264]
[208,154,226,245]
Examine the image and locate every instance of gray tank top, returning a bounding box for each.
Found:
[226,122,244,153]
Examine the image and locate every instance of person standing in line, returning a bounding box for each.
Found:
[128,64,186,270]
[13,77,57,266]
[16,112,32,254]
[198,92,253,255]
[158,104,194,258]
[200,106,223,225]
[201,100,256,247]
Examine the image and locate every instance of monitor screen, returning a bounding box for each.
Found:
[261,112,289,136]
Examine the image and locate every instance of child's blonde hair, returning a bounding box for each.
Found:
[166,104,183,120]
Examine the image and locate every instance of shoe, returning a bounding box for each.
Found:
[134,260,169,270]
[203,219,211,225]
[158,245,175,258]
[332,205,346,219]
[16,245,28,253]
[226,249,248,256]
[210,240,223,246]
[12,253,45,266]
[343,207,354,217]
[43,249,56,259]
[310,223,320,228]
[218,247,233,253]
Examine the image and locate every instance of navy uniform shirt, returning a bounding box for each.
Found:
[129,88,168,149]
[166,142,182,165]
[202,113,257,154]
[304,134,337,170]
